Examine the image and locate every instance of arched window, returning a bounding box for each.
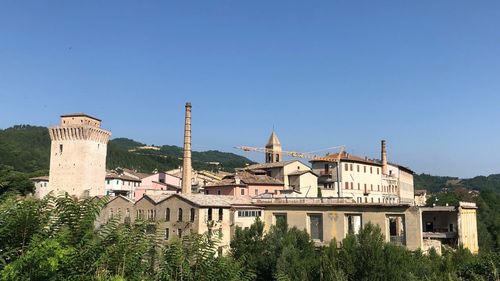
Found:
[165,208,170,221]
[190,208,195,222]
[178,208,183,222]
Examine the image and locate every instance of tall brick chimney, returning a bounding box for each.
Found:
[381,140,388,175]
[181,102,192,194]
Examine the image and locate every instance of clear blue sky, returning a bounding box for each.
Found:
[1,1,499,178]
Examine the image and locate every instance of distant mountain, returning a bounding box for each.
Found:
[414,173,500,193]
[0,125,255,174]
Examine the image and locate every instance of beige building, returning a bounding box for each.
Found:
[31,176,50,198]
[99,194,479,254]
[245,160,314,190]
[311,141,415,205]
[48,113,111,198]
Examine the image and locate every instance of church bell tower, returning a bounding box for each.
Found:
[265,131,282,163]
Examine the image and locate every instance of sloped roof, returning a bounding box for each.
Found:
[30,176,49,181]
[266,131,281,147]
[173,193,252,207]
[287,170,318,177]
[106,171,142,182]
[245,160,297,170]
[311,152,382,166]
[206,171,284,188]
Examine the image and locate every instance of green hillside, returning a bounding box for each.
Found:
[0,125,254,174]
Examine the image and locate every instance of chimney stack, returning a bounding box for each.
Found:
[181,102,192,194]
[381,140,388,175]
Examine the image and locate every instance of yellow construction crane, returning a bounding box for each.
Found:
[235,145,345,161]
[235,145,347,198]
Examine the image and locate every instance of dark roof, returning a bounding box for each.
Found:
[30,176,49,181]
[60,113,101,122]
[414,189,427,196]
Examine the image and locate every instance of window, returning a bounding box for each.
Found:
[350,164,353,171]
[106,180,110,184]
[165,228,169,240]
[350,182,353,189]
[208,208,213,221]
[59,144,63,154]
[265,189,268,193]
[324,164,329,173]
[205,190,209,194]
[241,189,245,195]
[255,189,258,195]
[165,208,170,221]
[276,154,280,162]
[377,168,380,175]
[116,180,119,184]
[345,163,349,171]
[178,228,182,238]
[274,213,287,228]
[357,165,360,172]
[178,208,183,221]
[218,208,223,221]
[378,185,380,191]
[346,214,362,235]
[371,184,373,191]
[190,208,195,222]
[217,190,221,195]
[238,210,262,217]
[364,166,366,173]
[370,167,373,174]
[345,182,349,189]
[309,214,323,241]
[387,215,406,246]
[358,183,360,190]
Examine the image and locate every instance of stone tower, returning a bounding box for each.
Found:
[181,103,192,194]
[265,131,282,163]
[48,113,111,198]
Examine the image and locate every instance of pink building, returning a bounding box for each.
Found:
[134,172,181,201]
[204,171,284,197]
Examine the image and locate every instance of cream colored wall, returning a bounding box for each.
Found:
[458,207,479,254]
[282,161,310,187]
[61,116,101,127]
[98,197,134,226]
[260,205,422,250]
[33,180,50,198]
[48,120,110,198]
[398,170,415,204]
[155,197,233,251]
[340,162,384,203]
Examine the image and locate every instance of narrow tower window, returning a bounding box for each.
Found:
[59,144,63,154]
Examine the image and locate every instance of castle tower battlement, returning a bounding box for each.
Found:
[48,113,111,198]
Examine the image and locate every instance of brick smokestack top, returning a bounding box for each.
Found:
[381,140,388,175]
[181,102,192,194]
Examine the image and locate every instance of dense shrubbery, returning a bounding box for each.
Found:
[1,195,498,281]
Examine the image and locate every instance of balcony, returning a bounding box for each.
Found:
[319,170,332,176]
[389,235,406,246]
[423,232,457,239]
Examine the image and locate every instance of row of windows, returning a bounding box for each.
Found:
[238,210,262,217]
[274,213,406,245]
[342,182,398,193]
[106,180,139,187]
[343,163,380,174]
[136,207,224,222]
[163,227,223,240]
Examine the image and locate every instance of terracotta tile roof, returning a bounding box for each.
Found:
[173,193,252,207]
[245,160,297,170]
[106,171,142,182]
[310,152,382,166]
[60,113,101,121]
[206,171,283,188]
[287,170,317,177]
